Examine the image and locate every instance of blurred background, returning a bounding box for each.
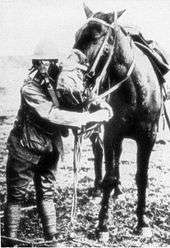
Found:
[0,0,170,119]
[1,0,170,56]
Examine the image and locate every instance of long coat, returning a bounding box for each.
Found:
[7,75,64,164]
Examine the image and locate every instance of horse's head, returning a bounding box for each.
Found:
[73,5,136,94]
[74,5,125,66]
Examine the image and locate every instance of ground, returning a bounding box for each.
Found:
[0,59,170,247]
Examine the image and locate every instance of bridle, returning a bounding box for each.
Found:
[84,15,118,91]
[83,12,135,100]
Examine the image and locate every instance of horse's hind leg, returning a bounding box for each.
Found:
[90,133,103,196]
[135,135,155,233]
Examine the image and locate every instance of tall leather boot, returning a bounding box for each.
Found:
[3,203,21,247]
[38,199,57,244]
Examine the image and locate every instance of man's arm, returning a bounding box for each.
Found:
[21,81,113,128]
[21,81,89,128]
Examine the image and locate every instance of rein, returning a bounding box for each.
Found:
[97,57,135,100]
[91,33,117,95]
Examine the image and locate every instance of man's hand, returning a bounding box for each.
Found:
[96,100,113,120]
[79,101,113,128]
[75,102,113,129]
[87,98,113,122]
[88,107,113,123]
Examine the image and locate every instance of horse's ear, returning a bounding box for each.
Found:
[109,9,126,23]
[117,9,126,18]
[83,3,93,18]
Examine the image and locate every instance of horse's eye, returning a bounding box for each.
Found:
[108,35,114,44]
[93,38,99,45]
[93,34,103,44]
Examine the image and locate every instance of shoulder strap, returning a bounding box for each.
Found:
[44,77,59,107]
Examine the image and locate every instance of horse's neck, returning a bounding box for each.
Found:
[112,28,134,78]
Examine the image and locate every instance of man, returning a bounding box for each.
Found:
[3,40,113,246]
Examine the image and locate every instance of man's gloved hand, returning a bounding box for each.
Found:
[87,97,113,122]
[96,99,113,120]
[79,100,113,128]
[88,107,113,123]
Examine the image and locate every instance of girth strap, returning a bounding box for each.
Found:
[43,77,59,107]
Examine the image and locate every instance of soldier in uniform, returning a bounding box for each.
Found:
[3,40,113,246]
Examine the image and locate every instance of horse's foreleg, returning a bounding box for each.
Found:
[102,134,123,195]
[90,133,103,196]
[96,134,114,235]
[135,136,155,233]
[96,188,112,236]
[112,139,123,197]
[96,134,122,235]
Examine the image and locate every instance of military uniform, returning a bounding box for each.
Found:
[4,71,92,244]
[6,74,64,203]
[3,41,113,246]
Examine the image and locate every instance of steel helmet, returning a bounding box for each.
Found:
[32,39,61,60]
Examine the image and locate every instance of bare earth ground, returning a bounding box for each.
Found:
[0,60,170,247]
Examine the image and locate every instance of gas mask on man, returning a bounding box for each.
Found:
[29,39,62,83]
[30,59,60,86]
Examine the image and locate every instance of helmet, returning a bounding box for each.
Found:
[32,39,61,60]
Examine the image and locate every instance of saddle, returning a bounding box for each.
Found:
[125,26,169,84]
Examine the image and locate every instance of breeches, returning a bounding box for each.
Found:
[6,151,59,203]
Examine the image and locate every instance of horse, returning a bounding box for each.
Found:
[73,5,163,236]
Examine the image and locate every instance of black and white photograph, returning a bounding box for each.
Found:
[0,0,170,247]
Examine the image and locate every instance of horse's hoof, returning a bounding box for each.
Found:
[141,227,153,238]
[95,226,109,243]
[133,225,142,235]
[134,226,153,240]
[99,231,110,243]
[133,219,150,235]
